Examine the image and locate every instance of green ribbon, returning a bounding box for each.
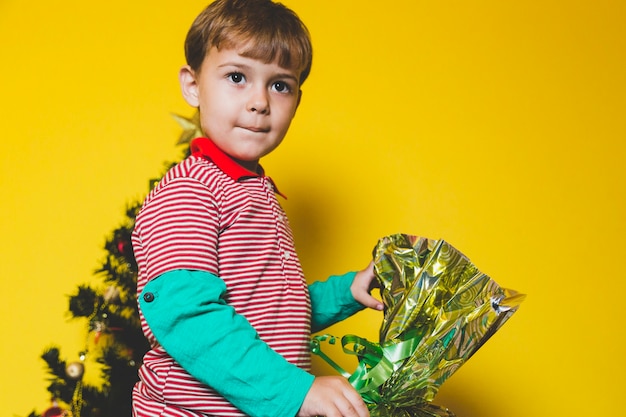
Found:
[311,331,422,405]
[310,335,352,379]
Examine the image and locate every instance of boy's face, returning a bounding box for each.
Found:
[180,47,302,171]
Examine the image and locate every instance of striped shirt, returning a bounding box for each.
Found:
[132,138,311,416]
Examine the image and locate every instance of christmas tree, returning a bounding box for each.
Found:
[29,113,201,417]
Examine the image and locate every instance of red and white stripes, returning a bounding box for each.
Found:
[132,155,311,416]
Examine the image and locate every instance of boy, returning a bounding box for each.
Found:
[132,1,382,416]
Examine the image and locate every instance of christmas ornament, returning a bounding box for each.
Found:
[92,319,106,344]
[116,239,129,256]
[65,361,85,380]
[172,111,203,144]
[42,402,68,417]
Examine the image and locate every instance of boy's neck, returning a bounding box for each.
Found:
[231,157,259,174]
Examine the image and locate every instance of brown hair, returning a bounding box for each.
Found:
[184,0,313,84]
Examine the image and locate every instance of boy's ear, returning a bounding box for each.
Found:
[179,65,199,107]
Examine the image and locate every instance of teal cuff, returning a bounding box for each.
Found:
[139,270,314,417]
[309,271,365,333]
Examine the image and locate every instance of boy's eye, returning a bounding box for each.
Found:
[272,81,291,93]
[227,73,245,84]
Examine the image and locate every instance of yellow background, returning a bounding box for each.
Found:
[1,0,624,415]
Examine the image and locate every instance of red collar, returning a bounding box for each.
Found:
[190,137,285,198]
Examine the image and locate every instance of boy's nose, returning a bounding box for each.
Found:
[247,88,269,114]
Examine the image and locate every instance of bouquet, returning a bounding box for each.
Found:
[312,234,525,416]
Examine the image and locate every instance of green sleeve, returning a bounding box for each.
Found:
[309,271,365,333]
[139,269,314,417]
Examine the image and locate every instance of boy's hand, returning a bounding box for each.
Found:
[351,262,383,311]
[298,376,370,417]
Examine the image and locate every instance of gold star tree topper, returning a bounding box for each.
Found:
[172,110,203,144]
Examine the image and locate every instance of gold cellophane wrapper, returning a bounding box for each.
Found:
[312,234,525,417]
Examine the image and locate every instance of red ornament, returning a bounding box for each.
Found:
[42,404,68,417]
[117,239,128,255]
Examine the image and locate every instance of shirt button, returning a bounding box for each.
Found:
[284,251,291,260]
[143,292,155,302]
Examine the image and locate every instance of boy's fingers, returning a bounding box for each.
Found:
[363,295,383,310]
[341,388,369,417]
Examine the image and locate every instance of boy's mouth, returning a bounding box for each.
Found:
[241,126,270,133]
